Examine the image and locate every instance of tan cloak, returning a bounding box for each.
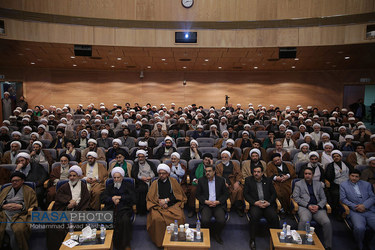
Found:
[146,177,187,247]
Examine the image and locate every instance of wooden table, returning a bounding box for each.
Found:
[59,230,113,250]
[269,229,324,250]
[162,228,210,250]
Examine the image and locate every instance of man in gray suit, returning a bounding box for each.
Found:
[340,169,375,250]
[293,168,332,250]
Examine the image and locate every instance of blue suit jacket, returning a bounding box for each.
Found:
[340,180,375,212]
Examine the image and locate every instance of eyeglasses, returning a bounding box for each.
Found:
[11,179,22,183]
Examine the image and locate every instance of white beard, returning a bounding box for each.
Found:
[69,180,78,186]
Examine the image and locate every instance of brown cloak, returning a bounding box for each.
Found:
[146,177,187,247]
[216,161,244,203]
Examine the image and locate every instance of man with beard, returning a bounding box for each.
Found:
[108,151,132,178]
[267,140,291,162]
[221,139,241,161]
[244,165,279,250]
[154,136,177,162]
[361,157,375,190]
[167,152,187,185]
[130,140,153,160]
[14,152,48,209]
[347,144,368,168]
[3,131,28,151]
[243,138,268,162]
[242,148,267,179]
[292,124,308,140]
[266,153,296,214]
[130,121,146,138]
[96,129,112,150]
[0,172,37,250]
[81,139,106,162]
[106,139,129,164]
[120,127,136,149]
[80,151,108,210]
[146,164,187,248]
[47,165,90,250]
[46,154,73,204]
[131,150,158,215]
[214,130,230,149]
[298,152,326,185]
[101,167,136,250]
[365,134,375,153]
[1,141,21,164]
[49,128,67,149]
[293,143,310,165]
[37,124,52,142]
[29,141,53,168]
[216,150,244,217]
[326,150,353,217]
[320,142,334,169]
[181,139,202,163]
[234,131,253,150]
[281,130,297,152]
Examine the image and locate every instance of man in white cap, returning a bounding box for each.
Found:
[298,152,326,186]
[167,152,187,185]
[325,150,354,217]
[146,163,187,248]
[14,152,48,209]
[181,139,202,162]
[81,138,106,162]
[130,121,146,138]
[361,157,375,190]
[0,171,37,250]
[101,167,136,250]
[353,125,372,144]
[310,123,323,145]
[131,150,158,215]
[108,151,132,178]
[1,141,21,164]
[216,150,244,216]
[221,138,241,161]
[347,144,368,168]
[52,165,90,211]
[154,136,177,162]
[234,130,253,149]
[3,131,27,151]
[80,151,108,210]
[320,142,334,168]
[96,129,112,150]
[1,91,13,120]
[106,138,129,163]
[317,133,334,150]
[281,129,296,152]
[242,148,267,179]
[29,140,54,167]
[341,134,355,151]
[151,122,167,138]
[214,130,230,149]
[293,143,310,165]
[191,125,208,139]
[37,124,52,142]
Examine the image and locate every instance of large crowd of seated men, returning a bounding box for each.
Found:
[0,102,374,250]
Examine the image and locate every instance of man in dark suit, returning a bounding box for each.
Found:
[244,165,279,250]
[293,168,332,250]
[196,165,229,244]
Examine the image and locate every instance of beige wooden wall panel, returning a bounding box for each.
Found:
[1,0,374,21]
[0,68,369,110]
[2,18,374,48]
